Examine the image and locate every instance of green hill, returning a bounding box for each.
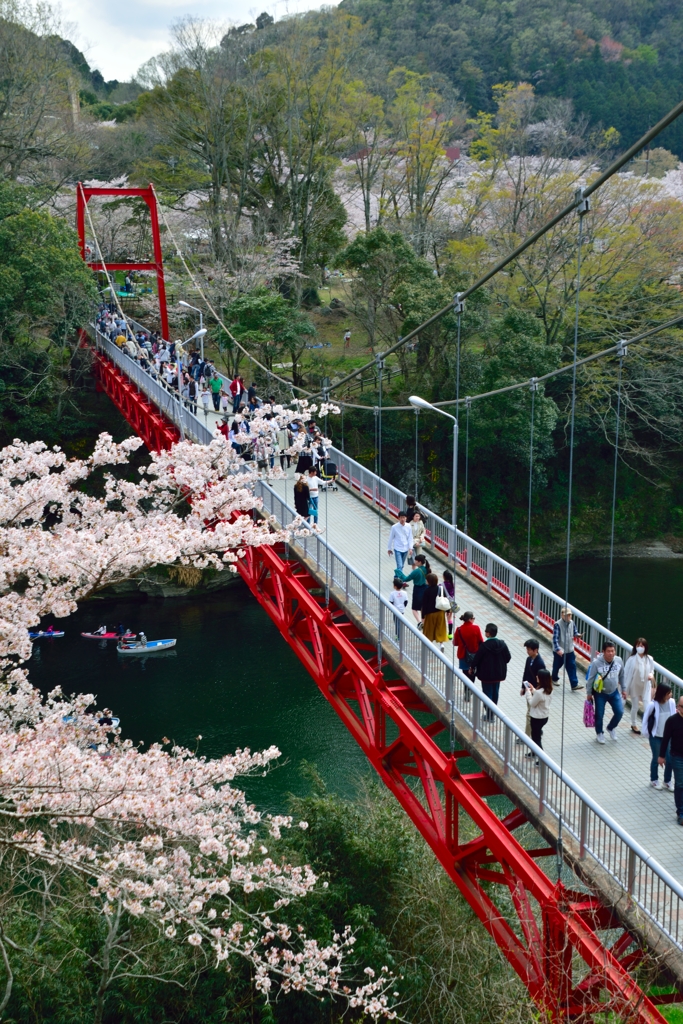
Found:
[339,0,683,154]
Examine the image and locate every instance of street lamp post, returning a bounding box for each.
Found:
[179,301,204,360]
[409,395,459,579]
[178,328,208,437]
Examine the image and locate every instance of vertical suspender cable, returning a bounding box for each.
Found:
[464,398,470,535]
[377,355,385,669]
[607,344,626,629]
[526,379,538,577]
[557,190,589,888]
[341,405,345,453]
[453,296,464,573]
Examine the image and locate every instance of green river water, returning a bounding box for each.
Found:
[27,558,683,814]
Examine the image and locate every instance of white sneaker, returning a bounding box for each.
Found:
[651,780,663,790]
[608,729,618,742]
[666,781,676,792]
[596,733,606,744]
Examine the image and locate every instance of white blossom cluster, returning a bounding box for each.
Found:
[0,420,395,1017]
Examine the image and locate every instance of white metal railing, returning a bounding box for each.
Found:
[328,446,683,700]
[88,326,215,445]
[255,478,683,953]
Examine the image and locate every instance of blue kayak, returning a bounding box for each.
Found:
[29,630,64,638]
[117,639,176,655]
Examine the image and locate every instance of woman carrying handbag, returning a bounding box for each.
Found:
[420,573,449,650]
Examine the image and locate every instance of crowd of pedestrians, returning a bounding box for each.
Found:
[384,507,681,819]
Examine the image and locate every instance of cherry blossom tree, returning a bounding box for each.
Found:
[0,415,395,1020]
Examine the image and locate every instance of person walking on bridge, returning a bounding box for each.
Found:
[552,606,583,691]
[526,668,553,764]
[658,695,683,824]
[586,641,626,743]
[394,553,430,624]
[453,611,483,676]
[624,637,655,734]
[420,573,448,650]
[644,683,675,790]
[470,623,511,721]
[388,512,413,572]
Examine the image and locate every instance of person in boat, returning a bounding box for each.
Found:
[117,624,127,637]
[45,625,56,634]
[136,631,148,648]
[94,625,107,635]
[98,710,114,726]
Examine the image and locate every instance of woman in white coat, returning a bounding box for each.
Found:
[624,637,655,734]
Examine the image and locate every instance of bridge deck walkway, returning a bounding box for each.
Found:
[269,468,683,886]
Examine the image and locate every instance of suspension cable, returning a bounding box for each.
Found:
[607,343,627,630]
[526,379,538,578]
[152,187,316,398]
[557,190,589,884]
[317,95,683,400]
[331,312,683,412]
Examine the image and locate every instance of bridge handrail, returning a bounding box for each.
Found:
[256,478,683,951]
[327,445,683,699]
[88,326,215,446]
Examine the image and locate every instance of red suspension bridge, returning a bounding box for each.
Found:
[80,180,683,1023]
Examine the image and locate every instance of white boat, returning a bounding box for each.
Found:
[117,639,177,655]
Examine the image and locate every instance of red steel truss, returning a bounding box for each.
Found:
[92,348,178,452]
[85,370,676,1019]
[76,183,170,341]
[236,538,672,1024]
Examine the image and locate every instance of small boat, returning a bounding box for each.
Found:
[81,631,135,640]
[117,639,176,656]
[62,714,120,730]
[29,630,64,639]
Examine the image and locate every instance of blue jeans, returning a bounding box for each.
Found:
[552,651,578,688]
[648,736,673,783]
[593,689,623,735]
[394,549,408,571]
[308,496,318,524]
[481,681,500,720]
[671,755,683,818]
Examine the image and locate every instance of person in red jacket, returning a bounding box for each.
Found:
[453,611,484,675]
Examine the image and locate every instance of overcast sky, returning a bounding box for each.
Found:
[60,0,332,81]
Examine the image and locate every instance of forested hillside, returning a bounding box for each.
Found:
[338,0,683,154]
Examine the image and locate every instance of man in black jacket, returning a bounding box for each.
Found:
[470,623,511,721]
[659,696,683,825]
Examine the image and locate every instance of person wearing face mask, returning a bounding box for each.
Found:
[624,637,655,734]
[659,696,683,825]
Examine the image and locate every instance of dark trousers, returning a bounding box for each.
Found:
[671,755,683,818]
[212,392,221,411]
[649,736,673,783]
[530,716,548,750]
[552,651,578,687]
[481,681,500,720]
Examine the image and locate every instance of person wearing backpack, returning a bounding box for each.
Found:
[586,641,626,744]
[453,611,484,675]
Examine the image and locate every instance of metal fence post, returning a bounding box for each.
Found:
[579,802,588,859]
[421,642,427,686]
[361,584,367,621]
[466,543,472,578]
[345,564,350,602]
[503,727,512,776]
[538,761,547,815]
[486,554,493,592]
[472,696,480,741]
[628,847,637,897]
[508,571,516,610]
[533,587,541,627]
